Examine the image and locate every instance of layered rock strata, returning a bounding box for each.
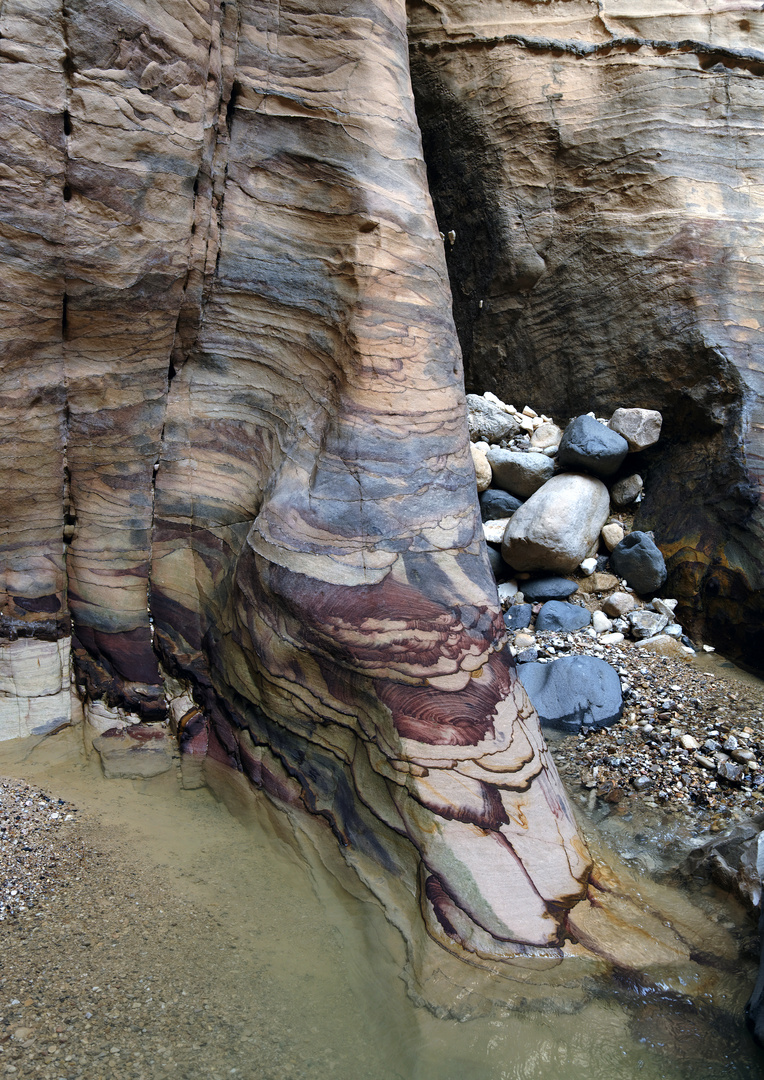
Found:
[408,0,764,671]
[1,0,596,961]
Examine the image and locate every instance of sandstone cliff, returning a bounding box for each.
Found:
[409,0,764,670]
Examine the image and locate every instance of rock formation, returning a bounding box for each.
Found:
[409,0,764,671]
[1,0,595,961]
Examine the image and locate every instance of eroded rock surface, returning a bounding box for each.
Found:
[1,0,594,963]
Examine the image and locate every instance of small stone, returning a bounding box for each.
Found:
[515,647,539,664]
[717,760,744,784]
[514,632,536,651]
[627,609,668,639]
[636,635,694,659]
[483,518,511,545]
[702,644,716,653]
[608,407,662,451]
[611,473,644,507]
[680,734,699,750]
[722,735,738,752]
[580,557,597,576]
[632,774,654,791]
[470,443,492,492]
[497,581,518,603]
[598,632,625,645]
[652,597,678,619]
[521,576,578,602]
[602,591,638,617]
[535,601,592,633]
[504,604,532,631]
[592,610,612,634]
[576,572,620,594]
[601,522,625,551]
[695,754,716,770]
[732,749,756,764]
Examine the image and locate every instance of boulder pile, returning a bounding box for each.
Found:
[469,392,713,731]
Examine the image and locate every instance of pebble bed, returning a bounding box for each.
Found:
[519,631,764,833]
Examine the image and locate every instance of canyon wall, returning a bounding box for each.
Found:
[1,0,591,961]
[408,0,764,670]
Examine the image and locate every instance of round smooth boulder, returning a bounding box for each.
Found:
[480,488,523,522]
[485,447,554,498]
[517,655,624,733]
[558,415,628,478]
[521,577,578,602]
[502,472,610,573]
[609,531,667,594]
[535,601,592,632]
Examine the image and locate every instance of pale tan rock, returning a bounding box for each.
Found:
[603,591,639,617]
[470,442,492,492]
[608,408,663,452]
[601,522,625,551]
[502,473,610,573]
[530,421,562,449]
[483,518,512,544]
[577,572,620,595]
[636,635,694,660]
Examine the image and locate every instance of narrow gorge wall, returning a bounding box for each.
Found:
[1,0,592,963]
[408,0,764,671]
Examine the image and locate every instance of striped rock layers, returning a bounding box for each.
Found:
[409,0,764,672]
[0,0,591,956]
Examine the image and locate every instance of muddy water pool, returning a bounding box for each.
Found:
[1,730,762,1080]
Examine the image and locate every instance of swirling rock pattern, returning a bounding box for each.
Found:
[409,0,764,671]
[1,0,592,957]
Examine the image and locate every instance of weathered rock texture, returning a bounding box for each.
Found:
[409,1,764,671]
[1,0,595,963]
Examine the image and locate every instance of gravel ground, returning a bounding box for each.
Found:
[514,630,764,836]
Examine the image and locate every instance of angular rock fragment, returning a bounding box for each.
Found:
[627,609,669,639]
[558,415,628,478]
[611,474,644,507]
[502,473,610,573]
[608,408,662,451]
[467,394,521,442]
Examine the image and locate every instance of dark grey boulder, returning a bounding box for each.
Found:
[518,655,624,733]
[535,601,592,633]
[504,604,532,630]
[486,545,507,579]
[480,488,523,522]
[558,414,628,478]
[521,576,578,602]
[609,531,667,594]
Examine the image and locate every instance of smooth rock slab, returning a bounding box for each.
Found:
[92,726,174,779]
[610,531,667,594]
[521,577,578,602]
[486,448,554,498]
[479,488,523,522]
[558,415,628,478]
[608,408,662,451]
[467,394,520,443]
[535,601,592,633]
[518,655,623,733]
[502,473,610,573]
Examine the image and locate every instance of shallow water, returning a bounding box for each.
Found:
[1,730,763,1080]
